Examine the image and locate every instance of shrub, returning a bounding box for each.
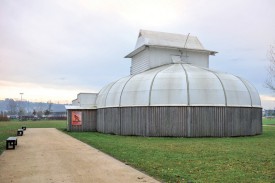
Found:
[0,115,9,121]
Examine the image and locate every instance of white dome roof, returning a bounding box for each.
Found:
[96,64,261,108]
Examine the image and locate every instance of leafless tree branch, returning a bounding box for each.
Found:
[265,45,275,92]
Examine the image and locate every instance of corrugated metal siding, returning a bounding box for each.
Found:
[103,108,120,134]
[133,107,148,136]
[148,107,189,136]
[97,106,262,137]
[131,49,150,75]
[130,47,210,75]
[249,107,262,135]
[121,107,148,136]
[191,107,225,137]
[120,107,133,135]
[67,109,97,132]
[97,109,104,133]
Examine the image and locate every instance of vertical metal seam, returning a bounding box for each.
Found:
[148,65,171,106]
[236,76,253,107]
[200,68,228,106]
[180,64,190,105]
[103,82,117,107]
[119,107,122,135]
[180,64,191,136]
[96,86,105,106]
[119,75,136,107]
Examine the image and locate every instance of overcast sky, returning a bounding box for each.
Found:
[0,0,275,108]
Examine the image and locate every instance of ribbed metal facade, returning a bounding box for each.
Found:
[67,109,97,132]
[131,49,150,75]
[96,106,262,137]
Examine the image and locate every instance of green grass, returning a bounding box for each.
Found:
[1,119,274,182]
[0,120,66,154]
[263,117,275,125]
[65,126,275,183]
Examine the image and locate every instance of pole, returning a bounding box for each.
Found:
[19,93,24,119]
[20,93,23,101]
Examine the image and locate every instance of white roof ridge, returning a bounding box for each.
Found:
[125,30,217,58]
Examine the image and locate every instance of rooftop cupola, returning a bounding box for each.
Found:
[125,30,217,75]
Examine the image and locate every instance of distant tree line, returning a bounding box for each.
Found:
[2,99,54,118]
[0,115,9,121]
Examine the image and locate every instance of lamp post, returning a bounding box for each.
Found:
[19,93,24,119]
[20,93,23,102]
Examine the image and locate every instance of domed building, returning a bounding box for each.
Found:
[67,30,262,137]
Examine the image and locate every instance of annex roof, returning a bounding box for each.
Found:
[125,30,217,58]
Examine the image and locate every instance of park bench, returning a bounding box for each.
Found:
[22,126,26,130]
[17,129,24,136]
[6,137,17,150]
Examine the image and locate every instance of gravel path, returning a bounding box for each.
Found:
[0,128,159,183]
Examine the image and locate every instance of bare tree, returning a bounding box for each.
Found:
[33,109,37,116]
[5,99,18,115]
[36,102,45,118]
[266,45,275,91]
[18,107,26,116]
[43,101,52,118]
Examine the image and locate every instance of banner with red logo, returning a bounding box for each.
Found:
[72,111,82,126]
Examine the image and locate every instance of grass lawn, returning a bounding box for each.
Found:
[1,119,274,182]
[263,117,275,125]
[0,120,66,154]
[65,122,275,183]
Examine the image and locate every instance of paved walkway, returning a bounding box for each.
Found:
[263,124,275,127]
[0,128,159,183]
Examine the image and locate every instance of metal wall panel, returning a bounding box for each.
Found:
[131,49,150,75]
[97,106,262,137]
[149,47,176,68]
[131,107,148,136]
[250,107,262,135]
[67,109,97,132]
[102,108,120,134]
[96,109,104,132]
[148,107,188,136]
[185,51,209,68]
[120,107,133,135]
[131,46,210,75]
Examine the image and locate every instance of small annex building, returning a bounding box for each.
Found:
[66,30,262,137]
[66,93,97,132]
